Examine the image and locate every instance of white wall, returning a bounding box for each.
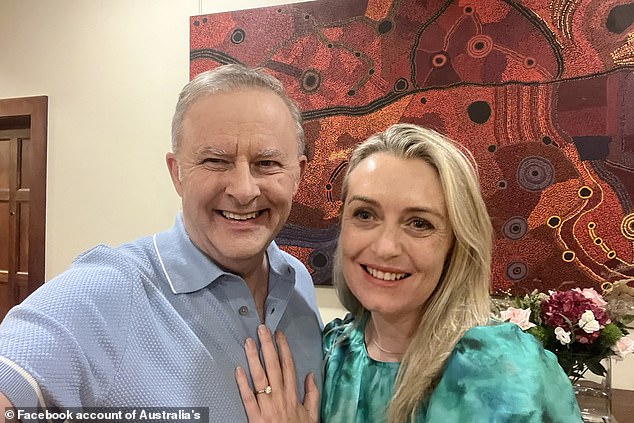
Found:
[0,0,632,390]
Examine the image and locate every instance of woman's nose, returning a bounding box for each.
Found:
[370,226,402,259]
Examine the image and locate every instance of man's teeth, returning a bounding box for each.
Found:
[365,266,408,281]
[222,211,261,221]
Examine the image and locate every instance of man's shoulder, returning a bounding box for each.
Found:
[69,235,158,279]
[29,236,158,307]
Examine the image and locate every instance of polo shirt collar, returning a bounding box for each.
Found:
[153,213,292,294]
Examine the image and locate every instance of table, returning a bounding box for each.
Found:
[613,389,633,423]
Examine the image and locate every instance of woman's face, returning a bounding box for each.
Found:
[340,152,454,324]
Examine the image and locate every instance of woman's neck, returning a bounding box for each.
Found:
[365,313,419,362]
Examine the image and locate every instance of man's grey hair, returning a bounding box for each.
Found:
[171,64,305,155]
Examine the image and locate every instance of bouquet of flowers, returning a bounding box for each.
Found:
[498,283,634,381]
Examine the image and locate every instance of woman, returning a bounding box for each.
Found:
[236,123,582,422]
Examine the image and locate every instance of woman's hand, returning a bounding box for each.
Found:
[235,325,319,423]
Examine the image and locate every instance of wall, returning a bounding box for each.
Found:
[0,0,631,390]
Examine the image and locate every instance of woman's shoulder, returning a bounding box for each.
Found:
[456,321,544,353]
[322,313,364,355]
[425,322,582,422]
[441,321,570,391]
[323,313,355,341]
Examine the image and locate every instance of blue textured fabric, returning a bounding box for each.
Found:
[0,213,323,422]
[322,315,582,423]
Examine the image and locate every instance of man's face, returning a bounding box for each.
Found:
[166,88,306,273]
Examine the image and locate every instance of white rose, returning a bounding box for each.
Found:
[579,310,600,333]
[554,327,571,345]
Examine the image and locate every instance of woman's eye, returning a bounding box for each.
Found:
[410,218,432,230]
[352,209,373,220]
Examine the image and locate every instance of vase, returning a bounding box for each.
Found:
[571,358,613,423]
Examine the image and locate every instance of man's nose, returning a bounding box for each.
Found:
[225,163,261,205]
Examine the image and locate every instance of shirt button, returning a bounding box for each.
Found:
[238,306,249,316]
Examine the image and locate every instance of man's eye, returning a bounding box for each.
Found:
[258,160,279,167]
[202,158,226,165]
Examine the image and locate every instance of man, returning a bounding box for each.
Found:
[0,65,322,422]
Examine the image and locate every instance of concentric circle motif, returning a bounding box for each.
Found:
[562,250,576,262]
[578,186,593,199]
[502,216,528,240]
[506,261,528,281]
[231,29,246,44]
[547,216,561,228]
[432,53,448,68]
[309,250,329,269]
[467,35,493,59]
[393,78,408,92]
[517,156,554,191]
[300,69,321,93]
[524,57,536,68]
[621,212,634,240]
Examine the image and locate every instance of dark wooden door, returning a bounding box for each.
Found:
[0,97,47,320]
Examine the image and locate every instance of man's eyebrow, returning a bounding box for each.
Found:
[257,148,284,159]
[196,146,227,156]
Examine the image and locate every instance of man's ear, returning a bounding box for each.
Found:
[166,152,184,197]
[294,155,308,194]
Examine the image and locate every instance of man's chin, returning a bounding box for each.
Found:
[210,237,272,263]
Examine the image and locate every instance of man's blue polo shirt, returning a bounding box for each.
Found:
[0,214,323,421]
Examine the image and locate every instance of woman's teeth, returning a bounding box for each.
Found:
[364,266,409,281]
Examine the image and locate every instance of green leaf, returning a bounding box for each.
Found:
[585,359,607,377]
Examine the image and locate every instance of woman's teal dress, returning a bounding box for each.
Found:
[321,314,582,422]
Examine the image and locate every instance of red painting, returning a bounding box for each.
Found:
[190,0,634,294]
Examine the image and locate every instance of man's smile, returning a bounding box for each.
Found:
[220,210,264,221]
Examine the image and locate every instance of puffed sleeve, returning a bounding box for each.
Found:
[424,323,582,423]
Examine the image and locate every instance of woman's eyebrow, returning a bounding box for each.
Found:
[347,195,445,218]
[347,195,378,206]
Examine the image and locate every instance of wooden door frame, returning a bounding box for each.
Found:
[0,96,48,299]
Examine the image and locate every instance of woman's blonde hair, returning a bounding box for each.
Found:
[332,123,493,423]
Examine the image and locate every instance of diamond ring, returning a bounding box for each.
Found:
[255,385,272,395]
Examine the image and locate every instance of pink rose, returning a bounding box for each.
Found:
[573,287,608,308]
[611,337,634,360]
[500,307,536,331]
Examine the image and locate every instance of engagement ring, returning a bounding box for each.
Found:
[256,385,272,395]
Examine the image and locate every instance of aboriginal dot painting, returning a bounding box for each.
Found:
[190,0,634,294]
